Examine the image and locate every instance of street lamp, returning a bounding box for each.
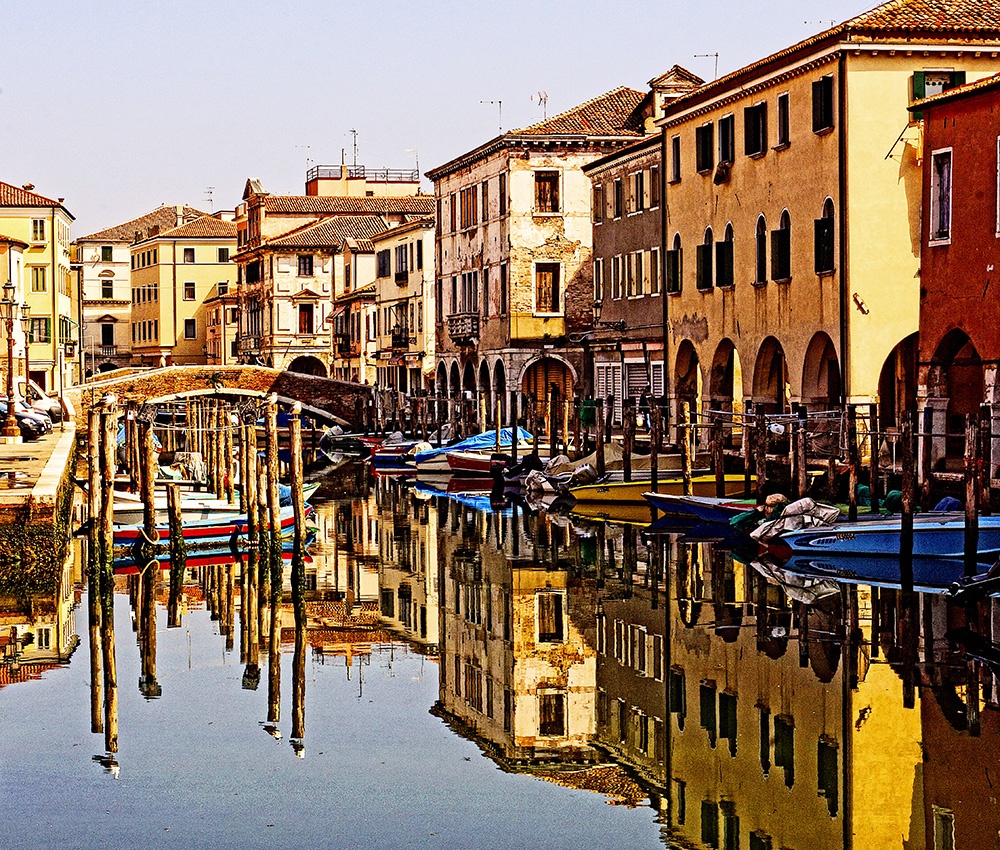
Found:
[19,302,29,392]
[0,283,21,443]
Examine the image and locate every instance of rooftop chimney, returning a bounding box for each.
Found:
[21,183,34,191]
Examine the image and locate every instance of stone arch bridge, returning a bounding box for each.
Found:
[64,366,372,428]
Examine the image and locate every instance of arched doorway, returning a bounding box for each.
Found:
[928,329,984,464]
[521,356,573,399]
[674,339,703,419]
[436,361,447,396]
[449,361,461,397]
[478,360,492,426]
[98,362,118,373]
[462,360,477,395]
[493,361,507,426]
[877,332,918,431]
[286,355,328,377]
[709,339,742,414]
[800,332,841,408]
[752,337,790,413]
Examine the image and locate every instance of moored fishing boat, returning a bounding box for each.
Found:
[414,427,532,473]
[643,492,756,523]
[571,473,750,505]
[113,504,308,547]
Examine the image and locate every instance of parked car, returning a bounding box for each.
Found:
[0,402,45,441]
[13,377,62,423]
[0,398,52,433]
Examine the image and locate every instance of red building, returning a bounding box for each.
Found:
[913,74,1000,474]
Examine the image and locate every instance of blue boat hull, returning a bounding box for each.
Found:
[779,513,1000,560]
[782,554,991,593]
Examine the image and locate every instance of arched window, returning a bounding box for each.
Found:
[755,216,767,284]
[697,227,714,290]
[771,210,791,281]
[814,199,835,274]
[717,223,735,288]
[667,233,683,294]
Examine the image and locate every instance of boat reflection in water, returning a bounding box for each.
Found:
[5,465,1000,848]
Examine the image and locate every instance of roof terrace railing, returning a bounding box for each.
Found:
[305,165,420,184]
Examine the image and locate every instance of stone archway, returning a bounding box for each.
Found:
[800,332,841,409]
[436,361,447,397]
[449,361,461,397]
[878,332,918,431]
[286,355,328,377]
[521,356,573,399]
[462,360,477,394]
[752,336,790,413]
[709,338,742,414]
[493,360,507,426]
[927,329,984,465]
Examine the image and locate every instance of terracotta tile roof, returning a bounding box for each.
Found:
[665,0,1000,117]
[0,233,28,248]
[261,195,435,215]
[513,86,649,136]
[149,215,237,241]
[77,205,207,243]
[910,69,1000,108]
[0,180,63,208]
[266,214,387,250]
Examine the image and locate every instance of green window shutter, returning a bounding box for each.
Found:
[950,70,967,89]
[911,71,926,121]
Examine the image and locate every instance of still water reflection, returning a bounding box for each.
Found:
[0,471,998,849]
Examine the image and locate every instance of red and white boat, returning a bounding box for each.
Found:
[446,450,501,475]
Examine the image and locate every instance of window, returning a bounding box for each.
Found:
[101,323,114,346]
[634,170,645,212]
[184,318,196,339]
[416,238,423,270]
[933,809,955,850]
[812,76,834,133]
[755,216,767,284]
[697,228,714,290]
[594,257,604,302]
[717,224,735,287]
[696,123,715,173]
[611,255,622,300]
[930,148,953,242]
[911,70,966,120]
[537,591,564,642]
[183,247,195,263]
[297,254,314,276]
[31,267,45,292]
[670,136,681,182]
[100,245,113,262]
[774,715,795,787]
[460,185,478,229]
[450,193,457,231]
[101,279,114,300]
[299,303,314,334]
[481,180,489,221]
[483,267,490,315]
[701,801,720,848]
[650,164,661,207]
[31,219,45,242]
[227,307,238,322]
[29,317,50,343]
[666,234,682,293]
[218,247,230,263]
[395,244,409,279]
[650,247,661,294]
[744,102,768,156]
[538,692,565,737]
[499,263,508,315]
[719,115,735,164]
[534,263,561,314]
[153,248,157,264]
[230,339,238,358]
[376,249,391,278]
[183,281,195,300]
[815,199,835,273]
[777,93,790,146]
[818,739,839,816]
[771,211,791,280]
[499,172,508,216]
[593,185,605,224]
[534,171,560,213]
[613,178,624,218]
[218,281,229,295]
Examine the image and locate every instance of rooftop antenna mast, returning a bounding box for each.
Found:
[348,130,359,167]
[804,19,838,28]
[694,53,719,80]
[480,100,502,134]
[531,91,549,120]
[203,186,214,212]
[295,144,312,172]
[406,147,421,191]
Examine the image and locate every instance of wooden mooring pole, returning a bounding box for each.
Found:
[595,398,606,478]
[755,408,767,505]
[87,408,103,733]
[623,398,635,483]
[650,405,660,495]
[680,400,693,497]
[712,413,725,499]
[900,412,915,593]
[848,405,859,522]
[99,405,119,753]
[166,483,186,628]
[290,407,306,742]
[964,414,980,577]
[869,402,881,513]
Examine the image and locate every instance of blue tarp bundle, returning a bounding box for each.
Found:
[413,427,532,465]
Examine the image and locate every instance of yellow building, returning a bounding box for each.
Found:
[129,215,237,366]
[0,181,78,392]
[657,0,1000,432]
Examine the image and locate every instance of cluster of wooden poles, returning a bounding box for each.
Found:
[84,395,311,756]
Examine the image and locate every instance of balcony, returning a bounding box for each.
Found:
[391,328,412,350]
[238,335,261,354]
[334,333,353,355]
[447,312,479,346]
[97,344,118,357]
[395,270,409,285]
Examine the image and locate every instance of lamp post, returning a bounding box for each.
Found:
[19,302,30,394]
[0,283,21,443]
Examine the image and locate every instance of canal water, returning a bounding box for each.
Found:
[0,470,995,849]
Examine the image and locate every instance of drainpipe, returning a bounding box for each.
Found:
[838,52,850,407]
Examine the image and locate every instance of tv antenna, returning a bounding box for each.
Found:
[295,144,312,171]
[694,53,719,80]
[406,147,420,186]
[204,186,215,212]
[348,130,359,167]
[804,19,838,28]
[480,100,502,134]
[531,91,549,119]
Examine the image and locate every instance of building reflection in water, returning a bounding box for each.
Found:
[62,472,1000,845]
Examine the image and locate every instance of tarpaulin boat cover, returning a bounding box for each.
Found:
[414,428,532,465]
[750,498,841,542]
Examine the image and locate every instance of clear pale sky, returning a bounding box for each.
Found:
[0,0,870,236]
